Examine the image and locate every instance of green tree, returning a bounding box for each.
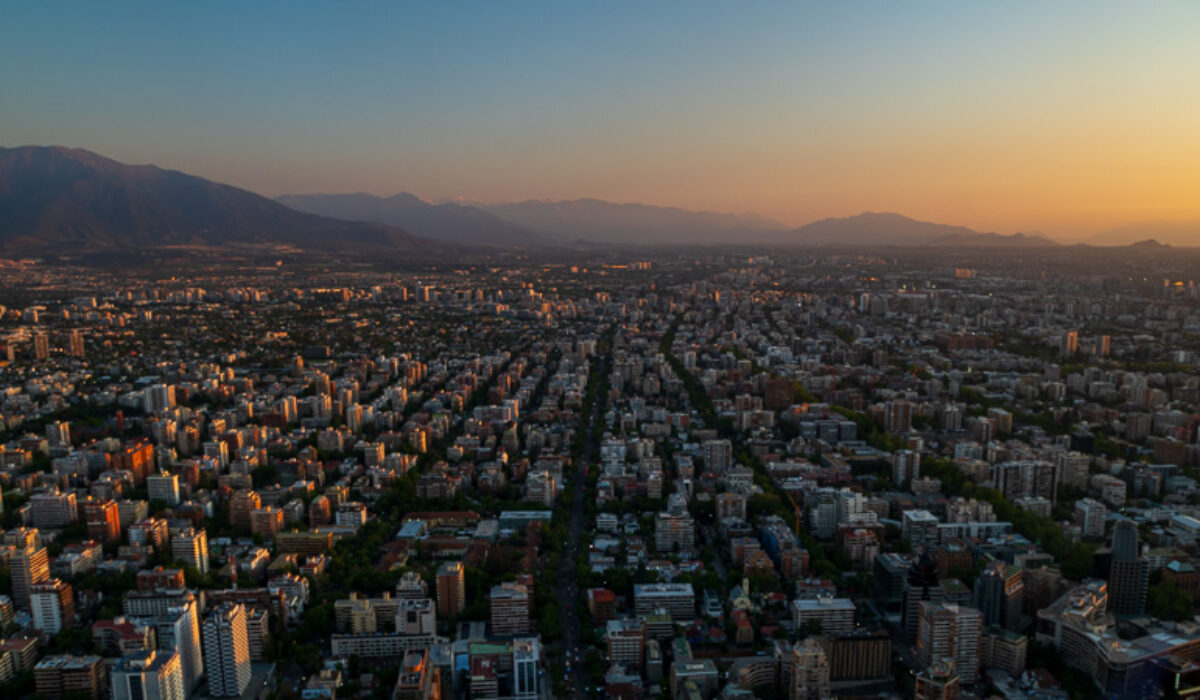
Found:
[1148,580,1195,622]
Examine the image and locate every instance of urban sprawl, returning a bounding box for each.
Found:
[0,248,1198,700]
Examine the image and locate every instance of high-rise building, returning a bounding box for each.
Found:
[655,508,696,553]
[490,583,531,636]
[202,603,251,698]
[885,399,913,433]
[111,649,185,700]
[902,510,940,553]
[902,552,943,643]
[512,638,540,699]
[819,629,891,681]
[991,461,1058,503]
[82,498,121,542]
[144,384,177,414]
[250,507,285,539]
[150,595,204,693]
[874,553,912,609]
[30,490,78,529]
[893,450,920,487]
[973,562,1023,631]
[606,619,647,669]
[916,602,982,683]
[791,596,856,635]
[31,579,75,634]
[1061,330,1079,357]
[171,528,209,575]
[147,473,181,507]
[33,331,50,360]
[45,420,71,448]
[1108,521,1148,617]
[979,625,1027,677]
[436,561,465,618]
[1057,451,1091,489]
[12,545,51,610]
[228,490,261,533]
[68,330,85,358]
[1074,498,1107,540]
[790,638,831,700]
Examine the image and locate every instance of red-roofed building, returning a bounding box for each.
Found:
[588,589,617,623]
[92,618,154,655]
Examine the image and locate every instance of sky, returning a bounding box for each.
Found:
[3,1,1200,238]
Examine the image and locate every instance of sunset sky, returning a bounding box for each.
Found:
[4,1,1199,238]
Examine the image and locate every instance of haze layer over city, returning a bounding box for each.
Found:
[3,3,1200,700]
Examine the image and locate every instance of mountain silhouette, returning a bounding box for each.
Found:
[0,146,430,252]
[276,192,548,246]
[776,212,1058,247]
[1087,220,1200,247]
[474,198,788,246]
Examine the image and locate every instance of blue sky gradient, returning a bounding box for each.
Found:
[4,2,1199,235]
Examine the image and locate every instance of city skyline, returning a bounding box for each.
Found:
[4,2,1200,239]
[5,4,1200,699]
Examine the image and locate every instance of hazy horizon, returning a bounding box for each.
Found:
[4,1,1200,239]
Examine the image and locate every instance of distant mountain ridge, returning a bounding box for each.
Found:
[0,145,1084,252]
[1088,220,1200,247]
[775,212,1058,248]
[0,146,431,252]
[276,192,549,246]
[474,197,789,246]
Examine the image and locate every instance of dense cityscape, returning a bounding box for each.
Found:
[0,245,1196,699]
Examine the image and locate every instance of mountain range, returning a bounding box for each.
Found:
[472,198,787,246]
[1086,220,1200,247]
[280,193,1059,248]
[0,146,429,253]
[0,145,1186,252]
[276,192,549,246]
[774,212,1056,248]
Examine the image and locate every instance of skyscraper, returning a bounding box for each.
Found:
[202,603,251,698]
[154,595,204,693]
[111,649,185,700]
[1108,520,1148,616]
